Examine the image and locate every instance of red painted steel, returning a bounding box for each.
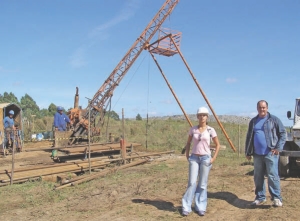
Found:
[70,0,180,139]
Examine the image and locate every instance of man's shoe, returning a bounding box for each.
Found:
[197,211,205,216]
[182,210,189,216]
[250,199,267,206]
[273,199,283,207]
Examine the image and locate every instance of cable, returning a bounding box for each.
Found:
[146,53,151,149]
[111,54,147,111]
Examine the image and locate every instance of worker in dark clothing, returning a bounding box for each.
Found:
[4,110,15,148]
[53,106,70,131]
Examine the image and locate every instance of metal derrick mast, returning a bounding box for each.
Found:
[71,0,180,138]
[67,0,236,152]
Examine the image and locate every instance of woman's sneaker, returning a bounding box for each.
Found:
[250,199,267,206]
[182,211,190,216]
[197,211,205,216]
[273,199,283,207]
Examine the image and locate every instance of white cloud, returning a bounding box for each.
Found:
[88,0,140,38]
[226,78,237,83]
[70,0,140,69]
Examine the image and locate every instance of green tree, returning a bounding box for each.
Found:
[0,92,20,105]
[40,108,50,117]
[20,94,40,118]
[106,110,120,121]
[48,103,57,116]
[136,113,142,121]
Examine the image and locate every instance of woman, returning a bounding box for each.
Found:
[182,107,220,216]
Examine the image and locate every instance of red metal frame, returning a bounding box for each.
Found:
[71,0,180,138]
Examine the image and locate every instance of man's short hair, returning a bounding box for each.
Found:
[257,100,268,108]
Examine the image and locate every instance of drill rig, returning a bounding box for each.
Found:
[67,0,180,145]
[65,0,236,153]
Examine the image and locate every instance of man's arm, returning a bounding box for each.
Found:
[275,118,287,151]
[53,113,59,130]
[245,119,254,160]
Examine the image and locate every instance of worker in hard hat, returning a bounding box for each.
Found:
[53,106,70,131]
[181,106,220,217]
[3,110,16,149]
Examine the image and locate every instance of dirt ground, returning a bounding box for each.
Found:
[1,147,300,221]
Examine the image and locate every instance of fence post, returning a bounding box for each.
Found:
[120,139,126,164]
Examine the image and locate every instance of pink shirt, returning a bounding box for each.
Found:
[189,125,217,156]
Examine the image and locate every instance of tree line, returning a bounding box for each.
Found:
[0,92,57,119]
[0,92,143,121]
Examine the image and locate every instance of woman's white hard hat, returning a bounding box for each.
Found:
[197,107,209,115]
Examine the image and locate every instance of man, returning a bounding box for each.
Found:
[53,106,70,131]
[245,100,286,207]
[4,110,15,148]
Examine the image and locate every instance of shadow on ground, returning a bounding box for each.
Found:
[208,191,271,209]
[132,198,180,212]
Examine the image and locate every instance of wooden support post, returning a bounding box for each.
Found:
[120,139,126,164]
[109,133,114,142]
[169,36,237,152]
[10,130,16,185]
[0,131,5,157]
[149,51,193,128]
[130,144,133,163]
[130,143,133,153]
[88,105,91,174]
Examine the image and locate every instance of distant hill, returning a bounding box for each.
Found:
[148,114,251,125]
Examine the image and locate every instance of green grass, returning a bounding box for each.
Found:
[1,118,251,219]
[101,118,248,154]
[0,150,252,220]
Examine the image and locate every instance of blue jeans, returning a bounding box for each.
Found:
[253,152,282,201]
[182,154,212,212]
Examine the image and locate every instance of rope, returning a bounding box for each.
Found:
[111,54,147,111]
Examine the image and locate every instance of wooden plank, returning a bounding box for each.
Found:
[60,143,141,154]
[0,161,109,182]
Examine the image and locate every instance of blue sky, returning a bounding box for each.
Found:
[0,0,299,126]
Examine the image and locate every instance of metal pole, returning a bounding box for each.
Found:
[238,124,241,158]
[169,36,236,152]
[149,51,193,127]
[146,113,148,149]
[88,105,91,174]
[85,97,92,174]
[122,108,126,164]
[122,108,125,141]
[10,130,16,185]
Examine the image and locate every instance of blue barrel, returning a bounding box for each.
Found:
[36,133,44,141]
